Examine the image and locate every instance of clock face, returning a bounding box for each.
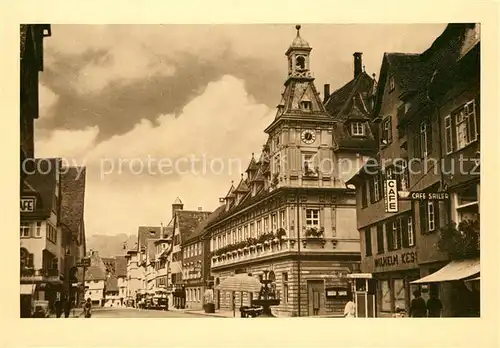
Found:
[301,130,316,144]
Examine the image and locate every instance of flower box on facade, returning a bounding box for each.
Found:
[331,239,338,248]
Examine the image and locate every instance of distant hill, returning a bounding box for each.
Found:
[86,233,137,258]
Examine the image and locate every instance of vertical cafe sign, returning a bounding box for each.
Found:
[21,197,36,213]
[384,180,398,213]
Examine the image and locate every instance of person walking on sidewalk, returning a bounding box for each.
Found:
[409,290,427,318]
[343,294,356,318]
[83,298,92,318]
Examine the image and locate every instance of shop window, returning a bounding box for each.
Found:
[364,228,372,256]
[380,280,391,312]
[393,279,407,311]
[455,184,479,222]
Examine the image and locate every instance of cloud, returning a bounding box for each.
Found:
[36,75,274,236]
[38,83,59,119]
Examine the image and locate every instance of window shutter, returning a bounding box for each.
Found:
[426,120,433,154]
[401,217,409,248]
[434,201,440,232]
[419,200,427,234]
[414,129,421,158]
[369,177,375,203]
[385,222,393,251]
[388,116,393,143]
[444,115,453,154]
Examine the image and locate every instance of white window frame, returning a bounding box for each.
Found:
[280,210,286,228]
[373,176,380,202]
[382,117,391,144]
[271,213,277,230]
[454,100,478,150]
[305,209,320,228]
[282,272,289,303]
[420,121,429,157]
[20,223,30,238]
[427,202,436,232]
[392,220,400,250]
[35,222,42,237]
[407,216,414,247]
[264,217,269,232]
[351,122,365,136]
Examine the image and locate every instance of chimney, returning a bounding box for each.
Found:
[323,84,330,102]
[198,207,203,211]
[353,52,363,78]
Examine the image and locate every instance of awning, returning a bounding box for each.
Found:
[20,283,36,295]
[465,276,480,282]
[411,258,480,284]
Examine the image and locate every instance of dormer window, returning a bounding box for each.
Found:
[351,122,365,136]
[389,75,395,92]
[301,101,312,111]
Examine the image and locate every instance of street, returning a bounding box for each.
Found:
[83,307,212,318]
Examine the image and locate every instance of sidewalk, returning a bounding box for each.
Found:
[172,308,237,318]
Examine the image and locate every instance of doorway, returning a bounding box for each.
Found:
[307,280,325,316]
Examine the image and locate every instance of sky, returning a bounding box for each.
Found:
[35,24,447,237]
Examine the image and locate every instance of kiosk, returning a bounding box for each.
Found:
[346,273,376,318]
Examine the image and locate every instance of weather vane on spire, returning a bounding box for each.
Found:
[296,24,301,35]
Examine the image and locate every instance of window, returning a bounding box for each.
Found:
[364,228,372,256]
[301,101,312,111]
[416,120,432,158]
[389,76,395,92]
[263,217,269,232]
[381,280,391,312]
[35,222,42,237]
[361,181,368,208]
[454,100,478,150]
[250,223,255,238]
[351,122,365,136]
[305,209,319,227]
[419,200,439,234]
[47,223,57,243]
[271,213,277,230]
[20,223,30,237]
[444,115,453,154]
[376,224,384,254]
[244,225,248,239]
[282,272,289,303]
[296,55,305,69]
[381,116,392,145]
[280,210,286,228]
[275,155,281,174]
[238,228,242,242]
[395,159,409,192]
[256,221,262,236]
[393,218,402,250]
[369,174,382,203]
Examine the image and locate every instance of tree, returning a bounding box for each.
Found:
[436,219,480,259]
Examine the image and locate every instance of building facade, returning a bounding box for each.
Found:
[347,23,480,317]
[20,24,51,191]
[207,26,369,317]
[84,251,107,306]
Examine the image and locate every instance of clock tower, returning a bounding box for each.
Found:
[264,25,338,189]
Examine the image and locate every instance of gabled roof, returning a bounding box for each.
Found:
[234,177,250,193]
[60,167,86,240]
[245,155,259,173]
[184,205,226,244]
[176,210,212,243]
[23,158,60,220]
[86,253,107,281]
[105,276,119,293]
[115,256,128,277]
[137,226,162,251]
[224,183,236,199]
[102,258,116,274]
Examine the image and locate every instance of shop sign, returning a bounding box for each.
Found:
[374,251,417,268]
[21,197,36,213]
[384,180,399,213]
[398,191,450,200]
[325,286,350,299]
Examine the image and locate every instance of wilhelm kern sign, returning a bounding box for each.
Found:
[384,180,398,213]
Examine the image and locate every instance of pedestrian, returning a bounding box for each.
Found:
[426,291,443,317]
[343,294,356,318]
[33,306,46,318]
[409,289,427,317]
[63,296,71,318]
[83,298,92,318]
[55,299,63,318]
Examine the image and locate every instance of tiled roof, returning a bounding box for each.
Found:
[184,205,226,244]
[102,258,116,274]
[246,156,259,173]
[23,158,60,220]
[147,239,158,261]
[105,276,119,293]
[234,177,250,193]
[86,253,107,281]
[115,256,128,277]
[60,167,86,240]
[176,210,212,243]
[137,226,162,251]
